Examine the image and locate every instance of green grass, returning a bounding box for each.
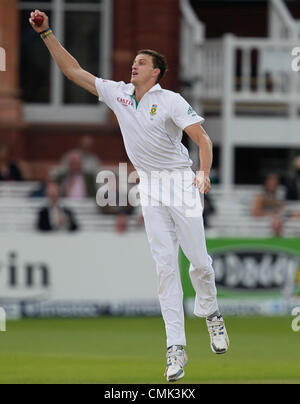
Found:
[0,316,299,384]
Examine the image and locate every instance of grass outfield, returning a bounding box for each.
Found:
[0,316,299,384]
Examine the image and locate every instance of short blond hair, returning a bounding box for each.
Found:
[136,49,168,83]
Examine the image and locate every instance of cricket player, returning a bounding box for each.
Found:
[29,10,229,382]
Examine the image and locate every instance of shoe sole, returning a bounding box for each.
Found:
[167,369,185,382]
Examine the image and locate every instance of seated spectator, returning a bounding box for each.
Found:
[29,172,53,198]
[37,182,79,232]
[252,173,284,236]
[0,143,23,181]
[53,134,101,179]
[30,181,47,198]
[100,175,135,216]
[99,175,135,233]
[285,156,300,201]
[56,152,97,199]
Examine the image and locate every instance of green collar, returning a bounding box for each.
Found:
[131,94,139,109]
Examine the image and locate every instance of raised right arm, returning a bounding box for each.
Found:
[29,10,98,97]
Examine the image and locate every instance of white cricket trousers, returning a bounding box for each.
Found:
[138,169,219,348]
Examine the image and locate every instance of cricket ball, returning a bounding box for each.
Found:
[33,14,44,26]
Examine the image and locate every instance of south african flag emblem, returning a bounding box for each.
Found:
[150,104,158,116]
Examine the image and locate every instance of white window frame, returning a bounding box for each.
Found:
[20,0,113,123]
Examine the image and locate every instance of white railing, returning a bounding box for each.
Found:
[180,0,300,189]
[180,0,205,108]
[181,0,300,107]
[199,36,300,111]
[199,35,300,187]
[269,0,299,40]
[201,41,224,100]
[180,0,206,169]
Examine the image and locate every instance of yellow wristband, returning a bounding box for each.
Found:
[40,29,53,40]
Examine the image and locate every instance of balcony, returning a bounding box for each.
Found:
[180,0,300,187]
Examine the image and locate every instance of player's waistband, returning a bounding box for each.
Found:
[136,168,195,191]
[137,168,194,181]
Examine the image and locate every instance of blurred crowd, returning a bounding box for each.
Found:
[252,157,300,236]
[1,137,300,236]
[0,135,141,234]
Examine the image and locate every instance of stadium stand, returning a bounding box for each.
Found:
[0,182,299,237]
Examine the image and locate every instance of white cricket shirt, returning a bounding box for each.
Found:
[95,78,204,172]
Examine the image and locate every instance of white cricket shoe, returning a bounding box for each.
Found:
[206,315,230,354]
[164,345,188,382]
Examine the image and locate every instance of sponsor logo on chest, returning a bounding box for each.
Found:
[117,97,134,107]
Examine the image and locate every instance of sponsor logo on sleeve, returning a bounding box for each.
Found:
[188,106,197,117]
